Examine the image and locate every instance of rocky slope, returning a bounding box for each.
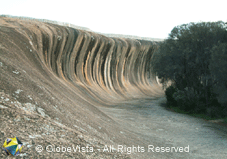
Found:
[0,16,164,158]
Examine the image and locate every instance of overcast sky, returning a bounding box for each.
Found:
[0,0,226,39]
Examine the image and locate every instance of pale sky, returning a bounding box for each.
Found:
[0,0,226,39]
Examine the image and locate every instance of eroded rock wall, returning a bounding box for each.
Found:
[0,16,165,158]
[0,16,163,106]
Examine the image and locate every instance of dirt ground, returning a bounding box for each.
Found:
[99,97,227,158]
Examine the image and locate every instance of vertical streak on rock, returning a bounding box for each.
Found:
[0,17,164,105]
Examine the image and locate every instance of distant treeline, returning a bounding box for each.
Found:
[151,21,227,118]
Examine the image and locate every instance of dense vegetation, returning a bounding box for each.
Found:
[152,21,227,118]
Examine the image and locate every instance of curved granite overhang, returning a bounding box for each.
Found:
[0,15,166,158]
[0,16,164,107]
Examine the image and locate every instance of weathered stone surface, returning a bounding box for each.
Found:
[0,16,163,158]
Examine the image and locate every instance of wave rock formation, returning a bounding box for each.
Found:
[0,16,163,104]
[0,16,164,158]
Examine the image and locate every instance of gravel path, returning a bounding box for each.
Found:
[99,97,227,159]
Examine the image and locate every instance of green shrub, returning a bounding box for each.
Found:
[207,100,226,118]
[165,85,224,118]
[165,85,177,107]
[172,87,224,117]
[224,117,227,123]
[173,87,201,113]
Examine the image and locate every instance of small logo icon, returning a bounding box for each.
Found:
[36,145,43,153]
[2,137,23,156]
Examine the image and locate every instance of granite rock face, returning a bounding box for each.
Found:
[0,16,163,104]
[0,16,164,158]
